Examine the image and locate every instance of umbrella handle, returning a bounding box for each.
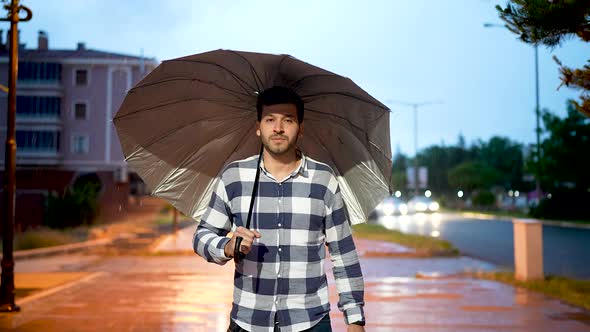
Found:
[234,236,246,263]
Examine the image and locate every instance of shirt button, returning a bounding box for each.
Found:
[278,274,281,278]
[278,223,282,227]
[278,247,282,252]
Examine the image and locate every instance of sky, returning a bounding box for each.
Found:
[14,0,589,157]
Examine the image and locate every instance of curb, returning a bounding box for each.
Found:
[1,238,114,261]
[459,212,590,230]
[17,272,106,306]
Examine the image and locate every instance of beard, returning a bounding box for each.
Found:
[261,133,299,156]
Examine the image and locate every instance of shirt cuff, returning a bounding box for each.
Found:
[215,237,232,262]
[344,306,365,326]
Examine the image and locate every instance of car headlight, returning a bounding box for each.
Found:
[429,202,440,211]
[382,203,395,216]
[415,202,427,211]
[399,204,408,215]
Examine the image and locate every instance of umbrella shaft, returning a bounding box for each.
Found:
[234,145,263,263]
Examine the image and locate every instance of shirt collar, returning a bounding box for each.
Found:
[259,149,309,180]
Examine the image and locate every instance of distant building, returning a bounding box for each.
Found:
[0,30,158,230]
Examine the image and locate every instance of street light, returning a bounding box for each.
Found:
[484,22,542,203]
[0,0,32,312]
[388,100,443,197]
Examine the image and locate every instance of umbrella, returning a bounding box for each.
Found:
[113,49,392,226]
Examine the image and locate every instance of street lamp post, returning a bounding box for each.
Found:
[389,100,442,197]
[484,23,542,202]
[0,0,32,312]
[534,44,541,202]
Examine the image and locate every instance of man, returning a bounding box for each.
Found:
[193,86,365,332]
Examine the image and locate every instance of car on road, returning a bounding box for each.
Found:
[407,196,440,214]
[372,197,408,218]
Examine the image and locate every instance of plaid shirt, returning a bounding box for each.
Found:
[193,153,365,332]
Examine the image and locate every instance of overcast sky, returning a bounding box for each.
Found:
[15,0,589,156]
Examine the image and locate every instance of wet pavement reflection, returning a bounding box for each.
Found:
[0,229,588,331]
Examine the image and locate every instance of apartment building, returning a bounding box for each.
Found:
[0,30,158,229]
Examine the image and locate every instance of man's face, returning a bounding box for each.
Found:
[256,103,303,156]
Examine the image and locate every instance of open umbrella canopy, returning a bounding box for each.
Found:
[114,49,391,225]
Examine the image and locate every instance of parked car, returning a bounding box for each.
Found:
[407,196,440,214]
[372,197,408,218]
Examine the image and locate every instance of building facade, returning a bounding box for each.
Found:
[0,30,158,230]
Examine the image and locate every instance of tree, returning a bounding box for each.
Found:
[417,146,450,194]
[497,0,590,117]
[391,152,409,192]
[534,102,590,191]
[448,161,501,192]
[44,175,101,229]
[498,1,590,195]
[477,136,525,189]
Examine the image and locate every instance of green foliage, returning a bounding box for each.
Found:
[44,181,100,229]
[448,162,501,191]
[352,223,458,256]
[475,271,590,311]
[529,190,590,220]
[476,137,524,189]
[390,171,407,193]
[13,228,79,250]
[160,203,174,214]
[472,190,496,207]
[497,0,590,46]
[534,103,590,191]
[497,0,590,117]
[398,135,525,196]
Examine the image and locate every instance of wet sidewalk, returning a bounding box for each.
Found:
[152,224,418,257]
[1,227,589,331]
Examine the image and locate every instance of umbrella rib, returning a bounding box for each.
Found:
[291,73,339,88]
[277,54,290,74]
[303,91,389,110]
[305,122,389,193]
[170,123,257,209]
[228,50,265,93]
[130,76,252,105]
[133,111,252,153]
[162,58,258,96]
[154,121,255,196]
[303,125,362,206]
[304,105,383,138]
[115,97,253,121]
[304,113,391,166]
[188,122,258,220]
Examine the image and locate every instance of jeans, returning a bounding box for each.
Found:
[227,314,332,332]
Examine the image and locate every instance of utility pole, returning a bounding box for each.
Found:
[534,44,542,203]
[388,100,442,197]
[0,0,32,312]
[485,23,543,203]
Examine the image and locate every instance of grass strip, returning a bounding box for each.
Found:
[473,271,590,310]
[352,223,459,256]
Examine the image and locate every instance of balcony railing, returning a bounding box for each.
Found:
[15,149,62,166]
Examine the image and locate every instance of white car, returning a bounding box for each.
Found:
[373,197,408,217]
[407,196,440,214]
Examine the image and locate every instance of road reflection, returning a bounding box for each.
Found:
[377,212,445,239]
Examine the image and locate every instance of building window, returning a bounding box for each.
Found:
[18,62,62,82]
[16,130,60,152]
[75,69,88,86]
[74,102,87,120]
[16,96,61,118]
[72,135,89,154]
